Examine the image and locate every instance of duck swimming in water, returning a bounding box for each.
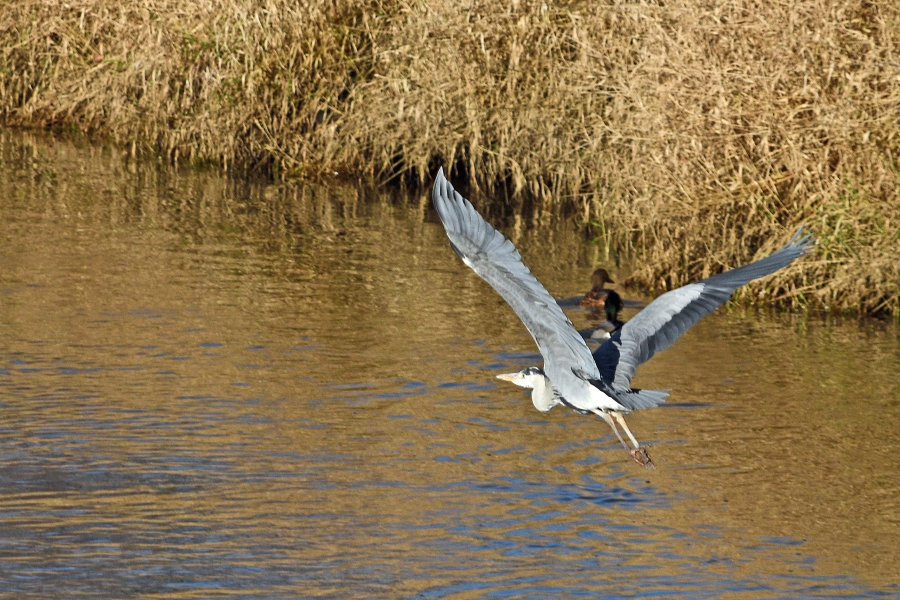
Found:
[580,268,625,324]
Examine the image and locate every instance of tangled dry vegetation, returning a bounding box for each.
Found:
[2,0,899,314]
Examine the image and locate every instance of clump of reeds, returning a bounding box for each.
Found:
[1,0,899,314]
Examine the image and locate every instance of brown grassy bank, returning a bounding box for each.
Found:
[2,0,900,314]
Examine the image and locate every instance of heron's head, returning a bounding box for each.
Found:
[590,268,614,291]
[496,367,546,389]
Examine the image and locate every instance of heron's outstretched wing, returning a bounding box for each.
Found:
[432,168,600,383]
[593,228,814,390]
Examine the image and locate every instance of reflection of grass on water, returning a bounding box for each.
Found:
[2,0,899,314]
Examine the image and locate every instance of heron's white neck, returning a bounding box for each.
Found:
[529,374,558,412]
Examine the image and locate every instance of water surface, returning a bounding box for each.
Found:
[1,130,898,598]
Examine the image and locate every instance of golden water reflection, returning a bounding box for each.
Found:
[1,130,898,597]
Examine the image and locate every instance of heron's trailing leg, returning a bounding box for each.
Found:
[592,410,630,450]
[593,409,654,468]
[611,412,640,448]
[612,412,654,468]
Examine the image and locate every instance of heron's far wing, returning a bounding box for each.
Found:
[432,168,600,382]
[594,227,814,389]
[556,296,584,308]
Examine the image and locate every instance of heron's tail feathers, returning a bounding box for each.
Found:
[618,388,669,411]
[587,377,669,411]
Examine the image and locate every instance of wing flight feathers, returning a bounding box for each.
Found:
[432,168,600,383]
[594,228,813,389]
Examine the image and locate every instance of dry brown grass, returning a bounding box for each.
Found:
[2,0,899,313]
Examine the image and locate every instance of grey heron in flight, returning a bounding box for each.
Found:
[432,167,813,467]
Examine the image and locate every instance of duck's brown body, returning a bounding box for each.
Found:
[580,268,624,322]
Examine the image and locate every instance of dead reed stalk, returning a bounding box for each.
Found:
[1,0,899,313]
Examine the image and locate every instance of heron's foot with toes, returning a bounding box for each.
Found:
[630,447,655,469]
